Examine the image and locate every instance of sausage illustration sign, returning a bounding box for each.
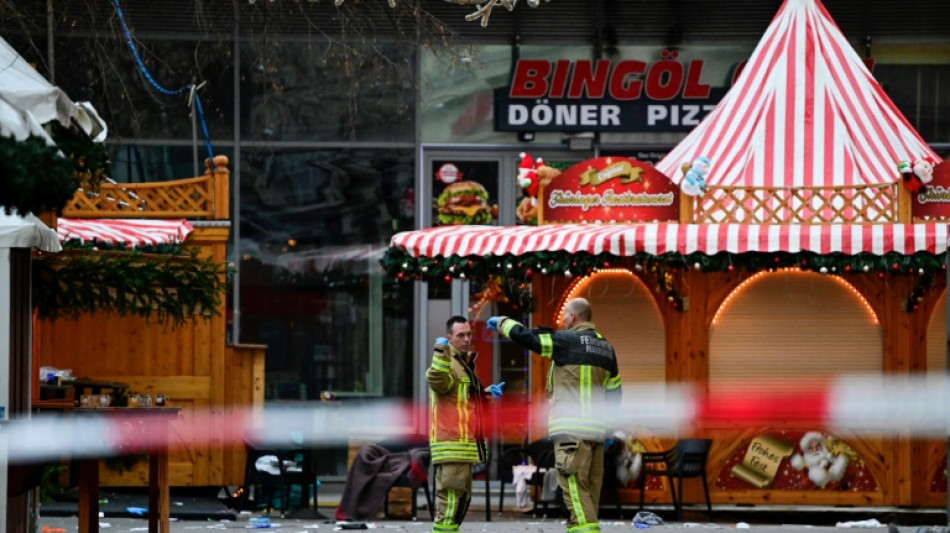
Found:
[540,157,679,224]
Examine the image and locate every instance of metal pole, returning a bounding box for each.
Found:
[232,1,242,343]
[945,248,949,525]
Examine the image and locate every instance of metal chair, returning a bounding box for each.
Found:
[237,436,320,515]
[637,439,713,521]
[496,437,563,517]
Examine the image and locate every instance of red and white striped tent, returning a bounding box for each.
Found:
[57,218,194,248]
[655,0,940,188]
[388,0,946,263]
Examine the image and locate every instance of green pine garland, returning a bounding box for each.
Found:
[381,248,947,313]
[33,247,230,327]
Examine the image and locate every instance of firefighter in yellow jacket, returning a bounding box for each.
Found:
[426,316,503,533]
[488,298,622,533]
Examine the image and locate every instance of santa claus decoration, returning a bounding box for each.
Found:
[898,158,935,193]
[518,152,540,206]
[789,432,849,489]
[515,152,562,224]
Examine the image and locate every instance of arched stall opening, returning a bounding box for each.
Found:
[705,269,887,505]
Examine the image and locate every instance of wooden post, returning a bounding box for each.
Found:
[204,155,230,221]
[896,183,912,222]
[679,193,695,224]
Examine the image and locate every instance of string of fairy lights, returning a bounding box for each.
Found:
[381,248,945,314]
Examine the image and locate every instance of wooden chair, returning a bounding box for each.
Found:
[637,439,713,521]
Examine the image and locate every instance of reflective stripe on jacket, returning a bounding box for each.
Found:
[498,318,622,442]
[426,343,486,464]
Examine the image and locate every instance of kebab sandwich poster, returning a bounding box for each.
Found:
[432,160,499,226]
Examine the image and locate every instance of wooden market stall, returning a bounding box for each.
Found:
[385,0,949,511]
[32,157,265,487]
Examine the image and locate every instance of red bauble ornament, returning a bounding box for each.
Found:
[727,264,735,272]
[602,262,610,268]
[444,275,452,282]
[878,272,885,279]
[844,265,851,273]
[774,256,781,264]
[891,262,900,271]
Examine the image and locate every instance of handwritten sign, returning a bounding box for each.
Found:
[730,435,794,489]
[539,157,679,224]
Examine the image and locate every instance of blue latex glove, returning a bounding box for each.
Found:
[486,316,500,331]
[486,382,505,399]
[435,336,449,346]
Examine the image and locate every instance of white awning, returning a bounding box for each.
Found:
[0,211,61,252]
[0,36,107,143]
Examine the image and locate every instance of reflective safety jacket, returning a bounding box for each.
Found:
[426,342,487,464]
[497,319,622,442]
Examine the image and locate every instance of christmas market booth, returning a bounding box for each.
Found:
[31,155,265,489]
[384,0,950,510]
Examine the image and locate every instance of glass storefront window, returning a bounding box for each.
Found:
[241,41,414,143]
[238,148,415,399]
[108,145,235,183]
[54,38,235,140]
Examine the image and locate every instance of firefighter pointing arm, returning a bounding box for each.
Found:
[488,298,622,533]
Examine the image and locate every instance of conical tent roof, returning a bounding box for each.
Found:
[656,0,939,188]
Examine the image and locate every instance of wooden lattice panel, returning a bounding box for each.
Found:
[692,184,899,224]
[65,176,214,219]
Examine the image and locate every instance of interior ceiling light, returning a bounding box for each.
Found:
[711,268,878,326]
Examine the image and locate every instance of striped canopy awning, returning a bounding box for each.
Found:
[57,218,194,247]
[390,223,948,258]
[655,0,940,189]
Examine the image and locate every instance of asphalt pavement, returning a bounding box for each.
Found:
[35,504,950,533]
[31,513,950,533]
[33,480,950,533]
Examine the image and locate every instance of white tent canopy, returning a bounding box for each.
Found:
[0,212,60,252]
[0,36,105,531]
[0,36,107,143]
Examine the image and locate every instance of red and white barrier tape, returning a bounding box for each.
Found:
[1,375,948,464]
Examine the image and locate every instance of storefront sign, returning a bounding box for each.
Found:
[540,156,679,223]
[495,55,729,133]
[913,160,950,219]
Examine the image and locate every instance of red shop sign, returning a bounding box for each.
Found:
[539,157,679,224]
[913,160,950,220]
